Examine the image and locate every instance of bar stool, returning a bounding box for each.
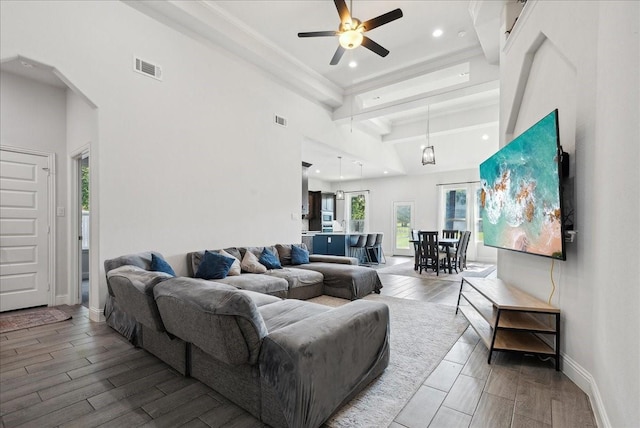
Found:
[373,233,386,264]
[349,235,367,264]
[364,233,378,264]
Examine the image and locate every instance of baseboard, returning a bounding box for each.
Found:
[55,294,69,306]
[88,306,106,322]
[561,353,611,428]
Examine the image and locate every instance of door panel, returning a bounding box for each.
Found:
[0,149,50,311]
[393,202,414,256]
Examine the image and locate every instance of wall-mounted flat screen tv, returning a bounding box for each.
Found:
[479,109,566,260]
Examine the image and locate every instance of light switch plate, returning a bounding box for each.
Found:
[56,207,65,217]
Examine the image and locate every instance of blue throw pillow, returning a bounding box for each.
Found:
[259,248,282,270]
[150,254,176,276]
[291,245,310,265]
[195,250,235,280]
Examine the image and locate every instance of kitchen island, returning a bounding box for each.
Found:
[312,233,360,257]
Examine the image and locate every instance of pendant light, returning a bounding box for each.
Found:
[422,105,436,165]
[335,156,345,200]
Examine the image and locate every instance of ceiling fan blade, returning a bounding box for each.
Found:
[298,31,339,38]
[362,37,389,57]
[361,8,403,32]
[330,46,346,65]
[334,0,351,24]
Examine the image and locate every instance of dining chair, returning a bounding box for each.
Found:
[448,232,466,273]
[459,231,471,270]
[411,230,421,270]
[442,229,458,239]
[418,231,448,275]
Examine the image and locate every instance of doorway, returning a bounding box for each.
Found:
[393,201,414,256]
[78,154,90,307]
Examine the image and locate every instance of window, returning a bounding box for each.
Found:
[393,202,414,256]
[439,182,482,261]
[443,188,467,231]
[345,191,369,233]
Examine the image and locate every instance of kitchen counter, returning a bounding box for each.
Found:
[312,233,362,256]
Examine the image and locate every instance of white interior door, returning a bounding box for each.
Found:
[0,149,51,311]
[393,201,414,256]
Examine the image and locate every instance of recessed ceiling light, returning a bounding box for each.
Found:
[432,29,443,38]
[482,134,489,140]
[315,169,321,173]
[383,171,388,174]
[348,61,357,68]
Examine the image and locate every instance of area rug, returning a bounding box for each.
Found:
[0,307,71,333]
[375,260,496,282]
[308,294,469,428]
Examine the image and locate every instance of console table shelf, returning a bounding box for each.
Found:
[456,277,560,370]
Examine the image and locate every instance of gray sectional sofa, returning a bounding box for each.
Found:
[186,244,382,300]
[103,247,389,428]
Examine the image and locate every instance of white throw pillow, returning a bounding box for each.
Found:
[241,250,267,274]
[218,249,241,276]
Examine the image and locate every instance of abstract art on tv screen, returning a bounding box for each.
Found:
[479,109,566,260]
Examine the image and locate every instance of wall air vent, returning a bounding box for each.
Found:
[274,115,288,127]
[134,56,162,81]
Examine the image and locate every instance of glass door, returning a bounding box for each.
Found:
[393,202,414,256]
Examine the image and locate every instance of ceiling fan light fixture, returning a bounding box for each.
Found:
[339,29,363,49]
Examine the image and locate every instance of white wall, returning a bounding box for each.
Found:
[0,72,69,302]
[499,1,639,426]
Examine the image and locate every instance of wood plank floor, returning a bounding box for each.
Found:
[0,257,596,428]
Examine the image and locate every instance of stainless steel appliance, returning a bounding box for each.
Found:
[321,211,333,232]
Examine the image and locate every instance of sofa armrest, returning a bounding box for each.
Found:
[106,265,173,332]
[259,300,390,428]
[308,254,359,265]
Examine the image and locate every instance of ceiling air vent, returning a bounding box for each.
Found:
[274,115,288,127]
[134,56,162,81]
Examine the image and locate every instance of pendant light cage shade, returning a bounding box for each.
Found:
[422,105,436,165]
[422,146,436,165]
[335,156,345,199]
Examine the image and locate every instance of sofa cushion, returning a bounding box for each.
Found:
[219,249,241,276]
[104,251,163,276]
[242,250,267,274]
[213,274,288,297]
[295,262,383,299]
[150,254,176,276]
[265,268,323,292]
[290,245,310,265]
[195,250,236,280]
[259,248,282,270]
[258,299,330,332]
[238,290,283,307]
[187,249,242,277]
[275,244,308,266]
[154,278,267,365]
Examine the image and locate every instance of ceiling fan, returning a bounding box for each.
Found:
[298,0,403,65]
